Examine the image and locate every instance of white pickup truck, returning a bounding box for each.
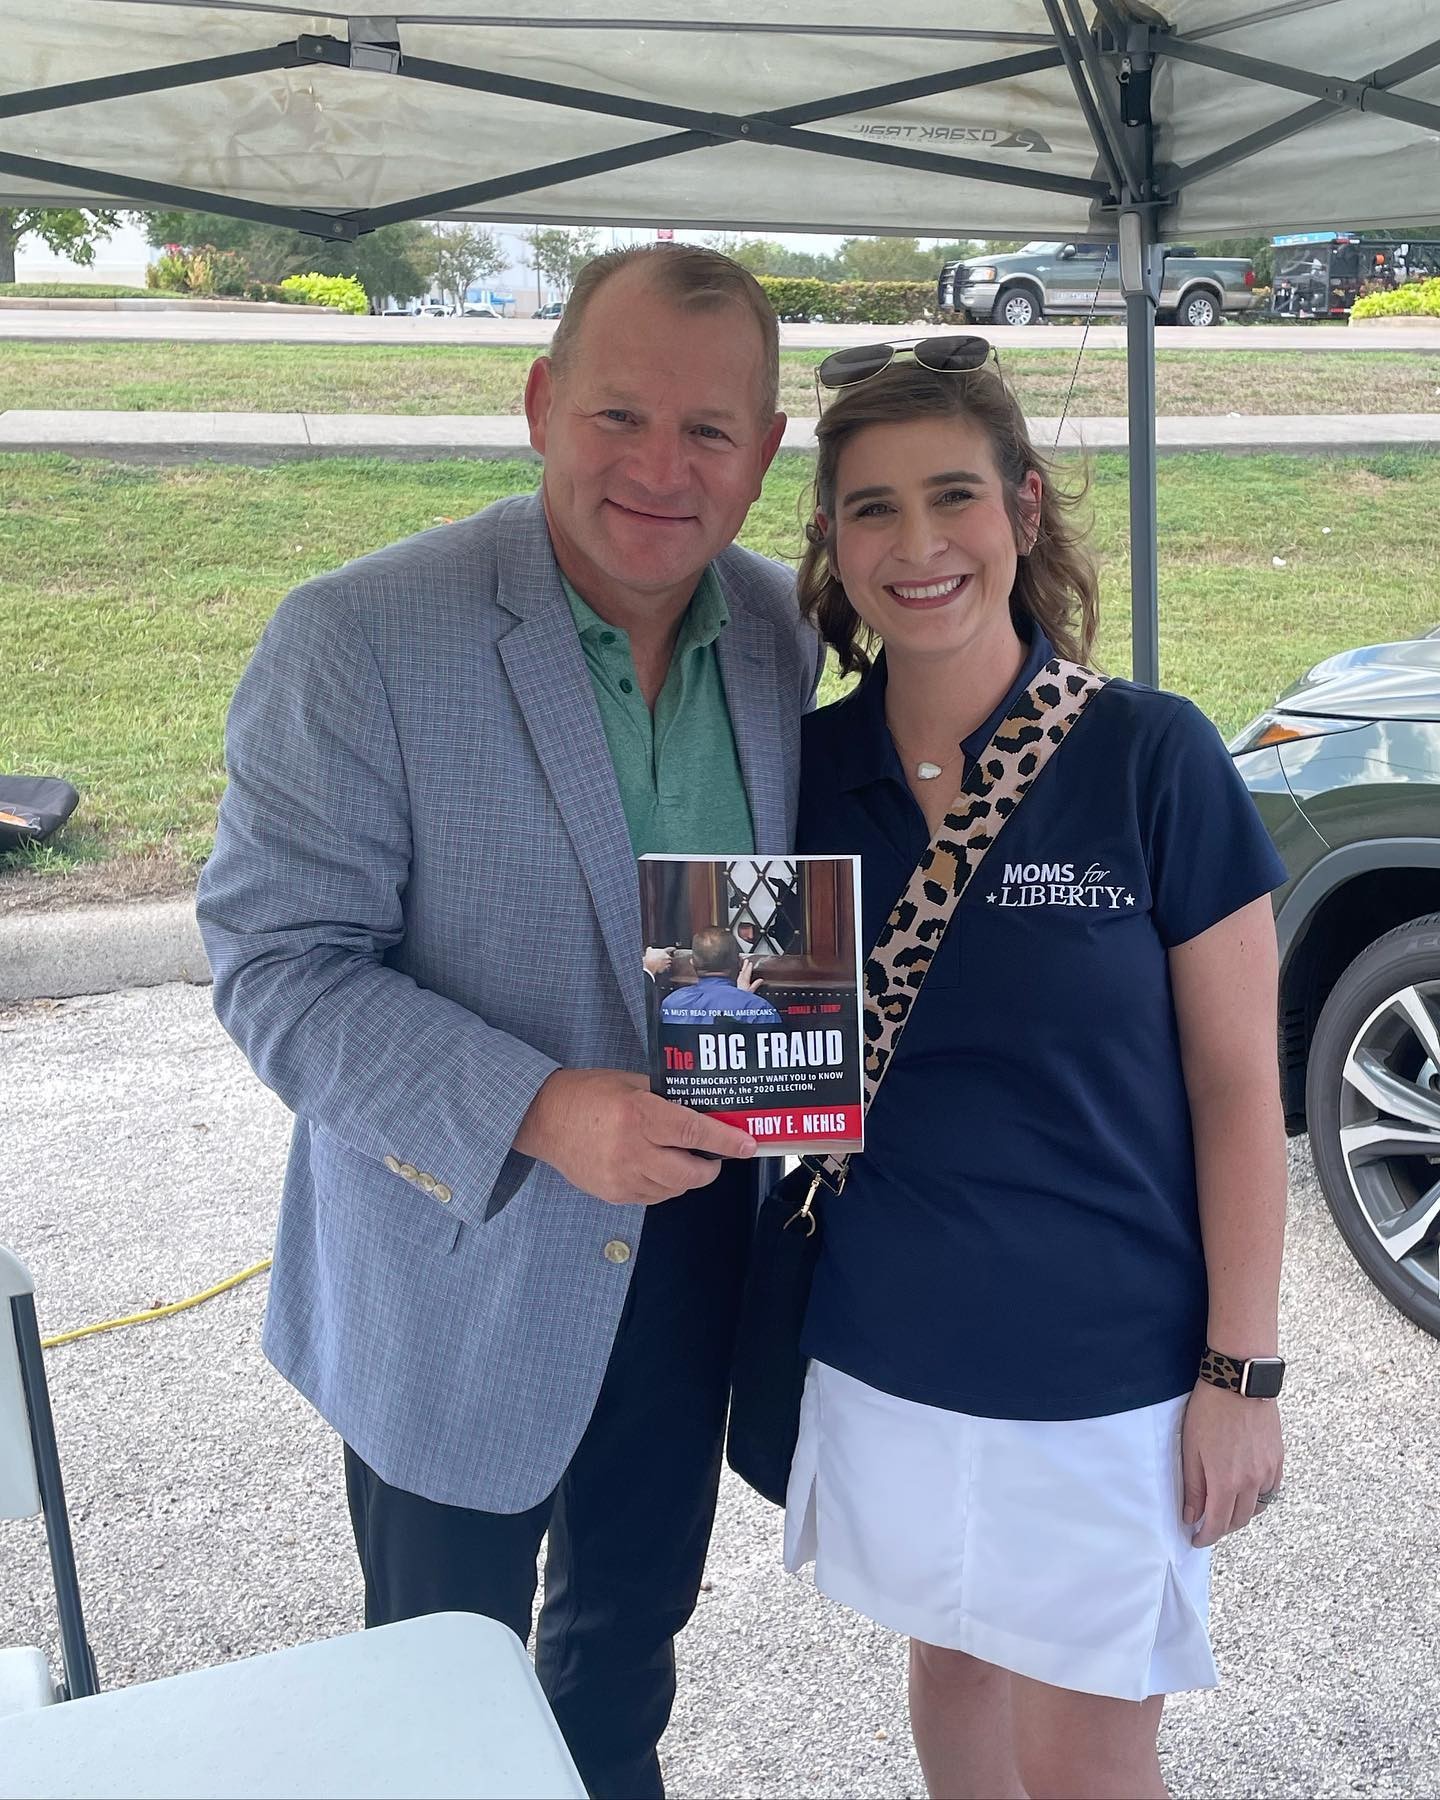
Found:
[939,240,1258,327]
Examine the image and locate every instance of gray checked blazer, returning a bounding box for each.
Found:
[197,490,822,1513]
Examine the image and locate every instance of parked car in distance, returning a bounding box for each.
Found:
[938,240,1256,327]
[416,302,453,317]
[1232,632,1440,1338]
[462,303,503,318]
[533,301,564,319]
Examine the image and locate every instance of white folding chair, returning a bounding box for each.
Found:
[0,1245,98,1716]
[0,1247,585,1798]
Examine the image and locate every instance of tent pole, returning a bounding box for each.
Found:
[1121,209,1161,689]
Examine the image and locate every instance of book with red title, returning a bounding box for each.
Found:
[639,854,864,1156]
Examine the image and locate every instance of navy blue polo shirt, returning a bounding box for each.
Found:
[796,627,1287,1421]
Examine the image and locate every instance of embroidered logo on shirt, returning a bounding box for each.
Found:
[984,862,1137,910]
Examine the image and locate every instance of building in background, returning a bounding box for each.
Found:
[16,216,150,285]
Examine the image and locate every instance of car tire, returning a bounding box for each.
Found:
[1178,288,1220,327]
[1306,914,1440,1339]
[992,287,1040,328]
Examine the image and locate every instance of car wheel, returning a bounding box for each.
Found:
[1179,288,1220,327]
[992,288,1040,328]
[1306,914,1440,1338]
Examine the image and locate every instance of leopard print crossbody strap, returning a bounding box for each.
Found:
[808,657,1107,1197]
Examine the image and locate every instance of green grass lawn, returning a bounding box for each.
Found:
[2,450,1438,886]
[0,282,156,299]
[2,341,1439,417]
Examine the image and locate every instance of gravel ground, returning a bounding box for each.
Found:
[2,983,1436,1799]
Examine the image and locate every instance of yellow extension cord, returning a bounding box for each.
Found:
[39,1259,274,1350]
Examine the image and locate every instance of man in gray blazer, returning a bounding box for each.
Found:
[197,244,821,1799]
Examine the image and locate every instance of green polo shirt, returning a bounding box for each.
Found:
[562,569,755,857]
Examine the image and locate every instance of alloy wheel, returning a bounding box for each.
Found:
[1183,291,1217,326]
[1337,980,1440,1308]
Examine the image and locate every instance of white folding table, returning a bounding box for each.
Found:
[0,1612,586,1799]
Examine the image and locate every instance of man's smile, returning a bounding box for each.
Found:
[605,499,698,526]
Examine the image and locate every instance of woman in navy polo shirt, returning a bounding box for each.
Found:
[784,345,1288,1800]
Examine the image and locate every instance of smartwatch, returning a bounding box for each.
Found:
[1200,1346,1285,1399]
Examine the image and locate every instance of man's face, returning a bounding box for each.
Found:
[525,265,787,603]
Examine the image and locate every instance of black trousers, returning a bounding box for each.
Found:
[344,1164,753,1800]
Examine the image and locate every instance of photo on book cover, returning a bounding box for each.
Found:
[638,854,864,1156]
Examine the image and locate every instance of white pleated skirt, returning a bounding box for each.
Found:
[784,1360,1217,1702]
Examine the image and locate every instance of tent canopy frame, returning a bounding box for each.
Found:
[6,4,1440,684]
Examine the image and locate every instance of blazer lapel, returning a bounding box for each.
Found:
[495,504,647,1047]
[715,597,789,854]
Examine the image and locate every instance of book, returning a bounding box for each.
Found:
[638,854,864,1156]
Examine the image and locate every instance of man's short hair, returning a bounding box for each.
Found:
[548,244,780,419]
[690,925,743,979]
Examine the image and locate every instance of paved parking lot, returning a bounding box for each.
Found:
[2,982,1437,1797]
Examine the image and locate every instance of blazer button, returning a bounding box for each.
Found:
[433,1184,453,1204]
[383,1155,402,1174]
[399,1163,418,1183]
[417,1172,437,1194]
[603,1240,632,1265]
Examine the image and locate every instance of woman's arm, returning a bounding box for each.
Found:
[1169,893,1287,1548]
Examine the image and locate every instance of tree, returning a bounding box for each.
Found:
[1185,235,1276,286]
[928,240,981,267]
[144,210,434,307]
[429,225,507,311]
[0,207,121,286]
[706,234,844,281]
[529,226,603,301]
[836,236,937,282]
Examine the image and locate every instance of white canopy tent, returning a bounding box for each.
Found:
[6,0,1440,682]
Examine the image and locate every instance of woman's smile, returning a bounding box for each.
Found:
[885,574,973,608]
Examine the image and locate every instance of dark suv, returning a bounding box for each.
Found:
[1233,634,1440,1338]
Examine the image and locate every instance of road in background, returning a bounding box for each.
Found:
[0,310,1437,350]
[2,984,1436,1797]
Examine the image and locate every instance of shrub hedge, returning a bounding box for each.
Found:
[1351,276,1440,319]
[141,254,365,310]
[278,272,369,315]
[755,276,937,325]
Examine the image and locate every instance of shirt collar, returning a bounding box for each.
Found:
[561,566,730,657]
[831,617,1055,795]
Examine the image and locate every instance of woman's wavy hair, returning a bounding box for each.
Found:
[797,359,1099,677]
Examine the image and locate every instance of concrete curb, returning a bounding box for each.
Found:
[0,898,211,1002]
[2,410,1437,462]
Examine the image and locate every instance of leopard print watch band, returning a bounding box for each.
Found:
[1199,1347,1246,1392]
[1199,1346,1286,1397]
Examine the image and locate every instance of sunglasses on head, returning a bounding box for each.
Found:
[814,335,998,403]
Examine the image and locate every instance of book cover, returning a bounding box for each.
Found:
[638,854,864,1156]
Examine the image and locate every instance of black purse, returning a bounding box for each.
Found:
[725,1160,826,1506]
[724,658,1105,1506]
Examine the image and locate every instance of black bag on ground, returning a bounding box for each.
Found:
[725,1161,824,1507]
[0,775,80,851]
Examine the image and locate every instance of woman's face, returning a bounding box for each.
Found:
[822,414,1041,665]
